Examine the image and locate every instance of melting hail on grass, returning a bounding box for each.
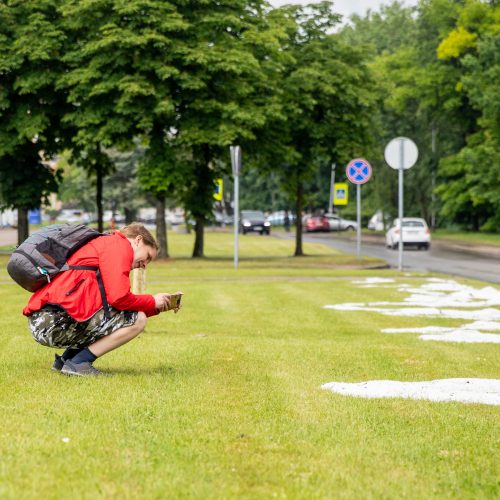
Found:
[321,379,500,406]
[322,278,500,405]
[324,277,500,344]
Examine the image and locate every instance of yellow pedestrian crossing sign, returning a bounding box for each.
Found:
[213,178,223,201]
[333,183,348,205]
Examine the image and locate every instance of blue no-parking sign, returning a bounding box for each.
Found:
[345,158,372,258]
[346,158,372,185]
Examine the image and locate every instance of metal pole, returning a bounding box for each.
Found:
[234,175,239,269]
[328,163,336,214]
[398,138,404,271]
[356,183,361,258]
[431,124,437,229]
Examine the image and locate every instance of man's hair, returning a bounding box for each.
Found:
[119,223,159,251]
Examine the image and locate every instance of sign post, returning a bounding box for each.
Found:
[346,158,372,258]
[328,163,336,213]
[384,137,419,271]
[230,146,241,269]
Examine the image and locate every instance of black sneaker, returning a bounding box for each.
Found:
[61,360,102,377]
[52,354,64,372]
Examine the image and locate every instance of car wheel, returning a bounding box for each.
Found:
[346,226,355,231]
[424,243,430,250]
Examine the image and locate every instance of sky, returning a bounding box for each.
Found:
[269,0,418,21]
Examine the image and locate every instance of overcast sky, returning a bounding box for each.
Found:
[269,0,418,21]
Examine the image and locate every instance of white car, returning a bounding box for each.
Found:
[386,217,431,250]
[324,213,357,231]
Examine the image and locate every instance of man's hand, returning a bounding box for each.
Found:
[171,292,183,314]
[153,293,171,313]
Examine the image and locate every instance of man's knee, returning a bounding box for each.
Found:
[134,312,147,333]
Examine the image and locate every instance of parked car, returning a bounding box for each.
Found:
[304,215,330,232]
[56,209,91,224]
[324,213,357,231]
[240,210,271,235]
[385,217,431,250]
[266,210,296,226]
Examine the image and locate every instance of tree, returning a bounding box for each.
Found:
[137,124,186,257]
[0,0,66,243]
[262,2,376,256]
[436,0,500,230]
[59,0,183,235]
[171,0,287,257]
[340,0,480,229]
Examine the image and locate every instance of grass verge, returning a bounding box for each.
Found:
[0,233,497,498]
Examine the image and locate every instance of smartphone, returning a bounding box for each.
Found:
[170,293,183,309]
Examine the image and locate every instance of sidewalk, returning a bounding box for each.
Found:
[0,228,16,247]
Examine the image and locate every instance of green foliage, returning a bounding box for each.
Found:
[257,3,376,253]
[437,26,477,59]
[55,153,95,212]
[340,0,500,230]
[59,0,183,148]
[435,1,500,229]
[1,0,498,238]
[169,0,288,255]
[0,0,67,213]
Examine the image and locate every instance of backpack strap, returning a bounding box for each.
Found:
[68,265,111,319]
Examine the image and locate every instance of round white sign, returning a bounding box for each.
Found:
[384,137,418,170]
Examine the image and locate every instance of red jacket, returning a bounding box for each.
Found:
[23,231,158,321]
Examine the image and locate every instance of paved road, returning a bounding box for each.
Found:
[303,232,500,284]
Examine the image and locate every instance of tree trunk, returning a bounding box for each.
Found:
[191,146,211,258]
[294,180,304,257]
[17,208,29,245]
[124,207,136,225]
[192,217,204,257]
[155,196,169,258]
[96,161,104,233]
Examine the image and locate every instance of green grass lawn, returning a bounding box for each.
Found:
[0,233,498,498]
[431,229,500,246]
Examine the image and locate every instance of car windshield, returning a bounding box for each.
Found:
[402,220,425,228]
[242,211,264,219]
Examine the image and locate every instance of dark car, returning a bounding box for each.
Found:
[240,210,271,235]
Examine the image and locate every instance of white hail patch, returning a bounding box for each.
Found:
[321,378,500,406]
[324,278,500,343]
[383,325,500,343]
[352,277,396,284]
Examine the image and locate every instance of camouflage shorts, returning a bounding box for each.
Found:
[28,306,139,349]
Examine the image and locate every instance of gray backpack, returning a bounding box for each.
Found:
[7,224,102,292]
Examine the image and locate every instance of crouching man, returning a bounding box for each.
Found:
[23,223,177,377]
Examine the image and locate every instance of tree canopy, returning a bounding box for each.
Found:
[1,0,499,252]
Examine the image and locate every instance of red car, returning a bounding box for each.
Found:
[304,215,330,232]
